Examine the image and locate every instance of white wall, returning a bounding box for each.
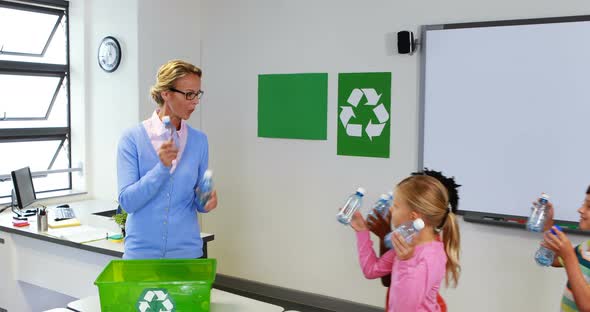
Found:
[199,1,590,311]
[80,0,140,201]
[137,0,202,129]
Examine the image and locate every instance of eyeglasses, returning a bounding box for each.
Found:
[169,87,204,100]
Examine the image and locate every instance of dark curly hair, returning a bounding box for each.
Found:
[411,168,461,213]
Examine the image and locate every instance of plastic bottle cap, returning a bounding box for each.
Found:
[540,193,550,200]
[204,170,213,178]
[162,116,171,126]
[379,194,390,200]
[413,218,425,230]
[356,187,366,196]
[550,225,563,235]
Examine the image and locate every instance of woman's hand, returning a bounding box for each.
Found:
[367,211,391,240]
[392,232,415,260]
[158,140,178,167]
[204,190,218,212]
[350,211,369,232]
[543,226,575,261]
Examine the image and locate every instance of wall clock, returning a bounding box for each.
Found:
[98,36,122,73]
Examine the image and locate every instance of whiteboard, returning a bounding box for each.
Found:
[420,16,590,222]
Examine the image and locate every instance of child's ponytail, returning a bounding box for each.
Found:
[399,170,462,287]
[442,211,461,287]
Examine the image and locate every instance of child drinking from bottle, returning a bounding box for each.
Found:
[540,185,590,312]
[366,169,460,311]
[351,174,461,312]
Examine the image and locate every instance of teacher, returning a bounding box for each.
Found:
[117,59,218,259]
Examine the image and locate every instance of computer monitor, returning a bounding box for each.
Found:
[11,166,37,217]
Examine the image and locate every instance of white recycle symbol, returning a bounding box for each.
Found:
[340,88,389,140]
[137,289,175,312]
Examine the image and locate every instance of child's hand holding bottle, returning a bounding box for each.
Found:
[367,211,391,240]
[543,225,575,262]
[350,211,369,232]
[391,231,415,260]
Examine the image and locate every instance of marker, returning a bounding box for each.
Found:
[506,218,526,224]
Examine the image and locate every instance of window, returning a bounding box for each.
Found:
[0,0,73,201]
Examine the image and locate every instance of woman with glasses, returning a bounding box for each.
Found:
[117,59,218,259]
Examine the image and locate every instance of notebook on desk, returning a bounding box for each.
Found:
[46,225,114,243]
[48,218,80,229]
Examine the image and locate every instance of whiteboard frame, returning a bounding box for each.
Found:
[418,15,590,228]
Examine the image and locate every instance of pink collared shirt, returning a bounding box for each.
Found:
[142,110,188,173]
[356,230,447,312]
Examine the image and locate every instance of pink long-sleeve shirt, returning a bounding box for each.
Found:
[356,231,447,312]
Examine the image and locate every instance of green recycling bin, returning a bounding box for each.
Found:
[94,258,216,312]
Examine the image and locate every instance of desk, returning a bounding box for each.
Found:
[66,295,100,312]
[0,199,214,309]
[210,289,284,312]
[0,199,214,258]
[66,289,285,312]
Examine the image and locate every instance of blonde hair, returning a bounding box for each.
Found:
[150,60,202,107]
[395,175,461,287]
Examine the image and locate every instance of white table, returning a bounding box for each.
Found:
[210,288,284,312]
[67,289,284,312]
[66,295,99,312]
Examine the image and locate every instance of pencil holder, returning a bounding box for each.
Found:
[37,211,48,232]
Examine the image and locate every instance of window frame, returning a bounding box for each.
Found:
[0,1,65,57]
[0,0,71,199]
[0,62,67,121]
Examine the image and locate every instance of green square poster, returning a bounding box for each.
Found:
[258,73,328,140]
[337,72,391,158]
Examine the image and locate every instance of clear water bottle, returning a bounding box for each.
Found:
[337,187,366,225]
[526,193,551,232]
[384,218,426,249]
[162,116,178,147]
[196,170,213,207]
[534,225,562,266]
[368,192,394,219]
[534,246,555,267]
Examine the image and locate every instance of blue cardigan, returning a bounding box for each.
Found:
[117,124,209,259]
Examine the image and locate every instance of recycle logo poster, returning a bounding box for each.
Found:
[337,72,391,158]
